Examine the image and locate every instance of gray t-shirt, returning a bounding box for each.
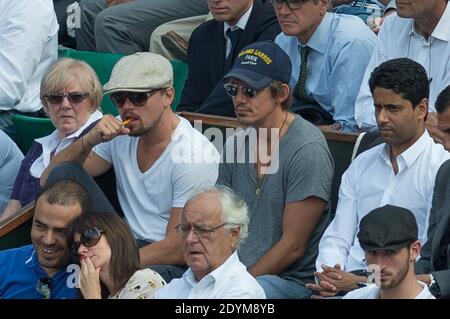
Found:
[217,115,334,284]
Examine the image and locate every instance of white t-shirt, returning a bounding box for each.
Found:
[343,281,436,299]
[95,116,220,241]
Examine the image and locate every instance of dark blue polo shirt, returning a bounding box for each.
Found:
[0,245,78,299]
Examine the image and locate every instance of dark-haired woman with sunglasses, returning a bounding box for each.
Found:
[1,58,103,222]
[71,212,166,299]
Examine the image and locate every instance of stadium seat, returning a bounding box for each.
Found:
[57,48,188,113]
[11,114,55,154]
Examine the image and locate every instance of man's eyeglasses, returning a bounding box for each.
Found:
[43,92,89,105]
[175,223,228,238]
[224,83,258,99]
[36,277,52,299]
[270,0,304,10]
[110,89,163,108]
[71,227,104,255]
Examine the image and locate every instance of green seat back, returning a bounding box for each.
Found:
[0,219,32,251]
[58,48,123,115]
[171,60,188,111]
[12,114,55,153]
[58,48,188,113]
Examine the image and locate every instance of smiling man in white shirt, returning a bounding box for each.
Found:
[308,58,450,298]
[355,0,450,142]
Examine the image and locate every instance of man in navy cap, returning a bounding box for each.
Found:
[216,40,334,298]
[344,205,435,299]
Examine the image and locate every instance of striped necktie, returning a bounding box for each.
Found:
[294,46,316,104]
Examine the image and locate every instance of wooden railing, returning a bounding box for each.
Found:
[179,111,359,143]
[0,202,34,237]
[0,112,360,249]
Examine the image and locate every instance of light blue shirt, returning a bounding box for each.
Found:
[275,13,376,132]
[0,130,23,212]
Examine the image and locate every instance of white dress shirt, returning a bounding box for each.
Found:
[0,0,58,112]
[355,3,450,130]
[223,3,252,58]
[316,131,450,272]
[155,251,266,299]
[30,110,103,178]
[343,281,435,299]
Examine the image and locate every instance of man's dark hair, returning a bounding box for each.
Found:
[269,81,292,110]
[37,179,90,214]
[369,58,430,108]
[436,85,450,114]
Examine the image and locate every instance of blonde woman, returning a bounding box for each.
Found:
[1,58,103,221]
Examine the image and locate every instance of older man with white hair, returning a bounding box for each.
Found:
[155,186,265,299]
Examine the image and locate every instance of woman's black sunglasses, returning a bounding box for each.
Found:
[44,91,89,104]
[110,89,163,108]
[71,227,104,255]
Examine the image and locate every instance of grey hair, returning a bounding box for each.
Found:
[185,185,249,248]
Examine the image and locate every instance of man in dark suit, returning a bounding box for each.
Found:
[177,0,281,117]
[416,85,450,299]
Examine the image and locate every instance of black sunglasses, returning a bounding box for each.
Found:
[270,0,304,10]
[224,83,258,99]
[72,227,104,255]
[110,89,163,108]
[44,91,89,104]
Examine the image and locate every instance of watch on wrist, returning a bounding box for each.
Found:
[428,273,441,298]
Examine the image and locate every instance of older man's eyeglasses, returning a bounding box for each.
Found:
[270,0,304,10]
[71,227,104,255]
[44,92,89,105]
[175,223,228,238]
[36,277,52,299]
[110,89,163,108]
[224,83,258,99]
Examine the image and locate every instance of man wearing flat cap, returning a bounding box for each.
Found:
[216,40,334,298]
[41,52,220,282]
[344,205,435,299]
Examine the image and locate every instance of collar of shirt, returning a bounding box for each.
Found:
[184,251,239,288]
[223,3,253,38]
[25,246,54,278]
[34,110,103,166]
[24,246,74,286]
[298,12,332,55]
[380,130,431,171]
[409,2,450,42]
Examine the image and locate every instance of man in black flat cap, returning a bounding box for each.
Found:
[343,205,435,299]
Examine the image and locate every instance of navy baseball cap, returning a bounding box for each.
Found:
[223,41,292,90]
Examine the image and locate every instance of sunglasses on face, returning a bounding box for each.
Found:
[223,83,258,99]
[71,227,104,255]
[270,0,304,10]
[110,89,163,108]
[43,91,89,105]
